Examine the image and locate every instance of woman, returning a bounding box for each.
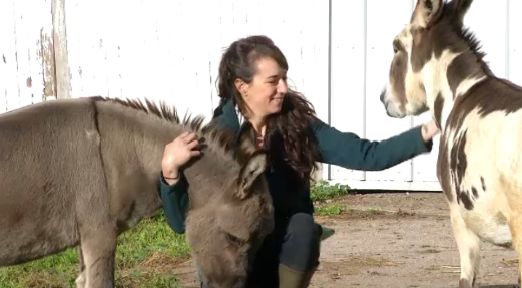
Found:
[159,35,438,288]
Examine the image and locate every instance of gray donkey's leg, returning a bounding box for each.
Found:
[80,224,117,288]
[75,246,86,288]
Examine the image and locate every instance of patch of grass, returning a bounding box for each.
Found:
[0,212,189,288]
[0,249,78,288]
[311,180,351,203]
[116,212,190,268]
[315,203,344,216]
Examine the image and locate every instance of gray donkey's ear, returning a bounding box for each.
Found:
[236,152,267,200]
[411,0,444,28]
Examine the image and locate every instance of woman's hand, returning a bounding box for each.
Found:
[421,119,440,142]
[161,132,201,185]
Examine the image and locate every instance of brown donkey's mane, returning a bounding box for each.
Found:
[456,28,485,61]
[439,2,486,62]
[442,2,522,95]
[437,4,488,72]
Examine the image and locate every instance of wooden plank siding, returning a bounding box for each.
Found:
[0,0,55,112]
[1,0,521,190]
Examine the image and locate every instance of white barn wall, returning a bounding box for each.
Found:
[0,0,18,113]
[0,0,54,112]
[362,0,415,184]
[329,0,366,183]
[1,0,520,190]
[64,0,328,120]
[509,0,522,84]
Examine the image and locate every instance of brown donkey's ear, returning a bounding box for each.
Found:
[448,0,473,26]
[411,0,444,28]
[236,152,267,200]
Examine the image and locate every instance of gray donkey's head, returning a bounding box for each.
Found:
[182,126,274,288]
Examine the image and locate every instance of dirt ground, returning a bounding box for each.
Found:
[173,192,519,288]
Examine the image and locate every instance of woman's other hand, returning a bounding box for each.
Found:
[161,132,201,185]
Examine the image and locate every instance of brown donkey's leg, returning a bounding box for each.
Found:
[509,213,522,288]
[80,224,117,288]
[449,204,481,288]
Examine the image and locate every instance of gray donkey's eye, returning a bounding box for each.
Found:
[225,232,245,247]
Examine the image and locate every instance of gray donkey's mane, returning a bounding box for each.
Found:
[93,96,239,157]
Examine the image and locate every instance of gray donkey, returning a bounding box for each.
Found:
[0,96,274,288]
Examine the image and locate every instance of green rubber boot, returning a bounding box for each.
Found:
[320,225,335,241]
[278,264,316,288]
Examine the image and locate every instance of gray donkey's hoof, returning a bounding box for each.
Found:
[75,272,86,288]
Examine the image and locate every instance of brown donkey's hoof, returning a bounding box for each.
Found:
[458,278,476,288]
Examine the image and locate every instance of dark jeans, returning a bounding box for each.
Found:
[245,212,321,288]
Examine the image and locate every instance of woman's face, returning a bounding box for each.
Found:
[238,57,288,120]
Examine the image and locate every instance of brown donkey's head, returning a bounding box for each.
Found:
[380,0,490,129]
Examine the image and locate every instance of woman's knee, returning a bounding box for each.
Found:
[280,213,321,271]
[287,213,319,242]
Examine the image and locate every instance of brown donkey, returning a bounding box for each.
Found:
[381,0,522,287]
[0,96,274,288]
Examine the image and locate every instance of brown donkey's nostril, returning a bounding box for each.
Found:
[380,89,385,103]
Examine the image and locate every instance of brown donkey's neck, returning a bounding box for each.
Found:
[427,27,491,131]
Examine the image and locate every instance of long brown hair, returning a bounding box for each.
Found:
[213,35,321,183]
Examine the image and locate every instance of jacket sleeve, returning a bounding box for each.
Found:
[159,174,189,233]
[210,99,241,132]
[313,119,432,171]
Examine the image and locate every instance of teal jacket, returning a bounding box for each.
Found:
[159,100,432,233]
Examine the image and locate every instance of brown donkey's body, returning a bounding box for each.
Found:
[381,0,522,287]
[0,97,273,288]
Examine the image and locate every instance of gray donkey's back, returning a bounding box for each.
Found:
[0,97,168,287]
[0,99,106,264]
